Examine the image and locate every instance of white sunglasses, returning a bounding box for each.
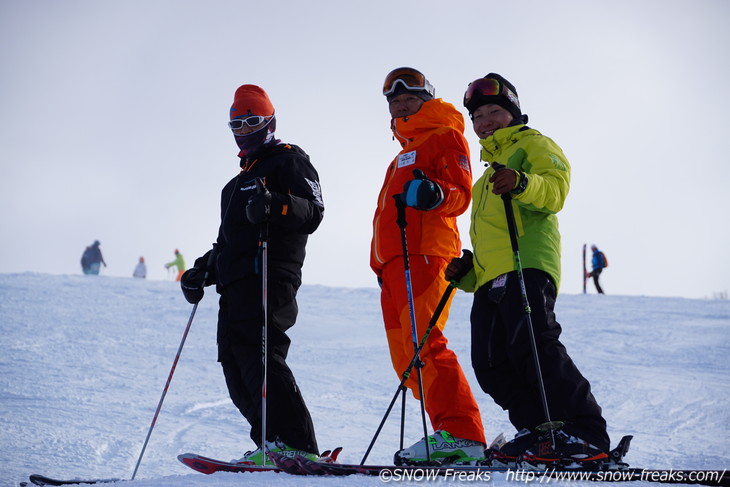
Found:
[228,115,272,130]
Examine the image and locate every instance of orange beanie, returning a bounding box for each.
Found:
[230,84,275,120]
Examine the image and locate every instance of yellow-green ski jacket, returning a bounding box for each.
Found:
[457,124,571,293]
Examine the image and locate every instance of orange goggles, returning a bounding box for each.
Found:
[382,67,435,98]
[464,78,520,109]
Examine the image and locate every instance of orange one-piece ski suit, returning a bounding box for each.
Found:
[370,98,485,445]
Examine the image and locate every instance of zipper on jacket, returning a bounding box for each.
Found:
[392,118,411,147]
[471,174,492,273]
[479,172,492,212]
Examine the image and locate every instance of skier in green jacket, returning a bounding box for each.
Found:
[446,73,611,469]
[165,249,186,282]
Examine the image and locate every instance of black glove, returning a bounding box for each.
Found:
[400,169,443,211]
[180,267,206,304]
[245,184,272,224]
[444,250,474,282]
[245,178,288,224]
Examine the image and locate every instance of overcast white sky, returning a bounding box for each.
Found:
[1,0,728,299]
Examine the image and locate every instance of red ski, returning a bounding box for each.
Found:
[177,447,342,475]
[177,453,280,474]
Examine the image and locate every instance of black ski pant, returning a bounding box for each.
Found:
[590,269,605,294]
[217,275,318,454]
[470,269,610,452]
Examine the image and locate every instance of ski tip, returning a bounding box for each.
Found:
[177,453,220,475]
[178,452,215,464]
[313,446,344,464]
[177,453,201,468]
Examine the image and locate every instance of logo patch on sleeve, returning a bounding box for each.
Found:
[458,155,470,171]
[305,178,324,207]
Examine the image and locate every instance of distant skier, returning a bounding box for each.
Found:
[133,256,147,279]
[164,249,185,282]
[80,240,106,275]
[587,245,606,294]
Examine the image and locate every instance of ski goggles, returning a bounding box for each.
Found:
[382,67,435,98]
[463,78,520,110]
[228,115,272,130]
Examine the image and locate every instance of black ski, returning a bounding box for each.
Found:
[270,456,728,485]
[269,435,728,486]
[26,475,120,486]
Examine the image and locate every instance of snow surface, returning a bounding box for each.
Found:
[1,273,728,487]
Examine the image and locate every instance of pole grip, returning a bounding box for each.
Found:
[491,162,520,253]
[394,194,407,231]
[202,243,218,282]
[254,178,270,242]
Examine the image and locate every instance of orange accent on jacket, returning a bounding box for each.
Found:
[370,98,472,276]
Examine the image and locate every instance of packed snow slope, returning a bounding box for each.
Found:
[1,273,728,487]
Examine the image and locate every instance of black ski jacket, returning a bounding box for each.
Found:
[197,143,324,288]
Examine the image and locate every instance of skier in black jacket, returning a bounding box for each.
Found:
[180,84,324,463]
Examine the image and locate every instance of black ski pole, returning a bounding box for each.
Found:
[393,194,431,463]
[495,163,562,445]
[399,389,406,451]
[131,245,217,480]
[360,282,456,465]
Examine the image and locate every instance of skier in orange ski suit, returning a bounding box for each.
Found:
[371,68,486,463]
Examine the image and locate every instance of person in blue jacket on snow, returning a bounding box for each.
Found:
[81,240,106,275]
[587,245,606,294]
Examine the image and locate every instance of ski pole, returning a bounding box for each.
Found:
[254,178,270,466]
[132,246,217,479]
[582,244,587,294]
[392,194,431,463]
[399,390,406,451]
[361,282,456,465]
[495,164,561,444]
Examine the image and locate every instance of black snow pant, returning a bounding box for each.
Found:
[217,275,318,454]
[470,269,610,452]
[590,268,605,294]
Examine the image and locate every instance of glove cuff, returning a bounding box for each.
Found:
[269,193,290,219]
[510,171,528,195]
[426,181,444,210]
